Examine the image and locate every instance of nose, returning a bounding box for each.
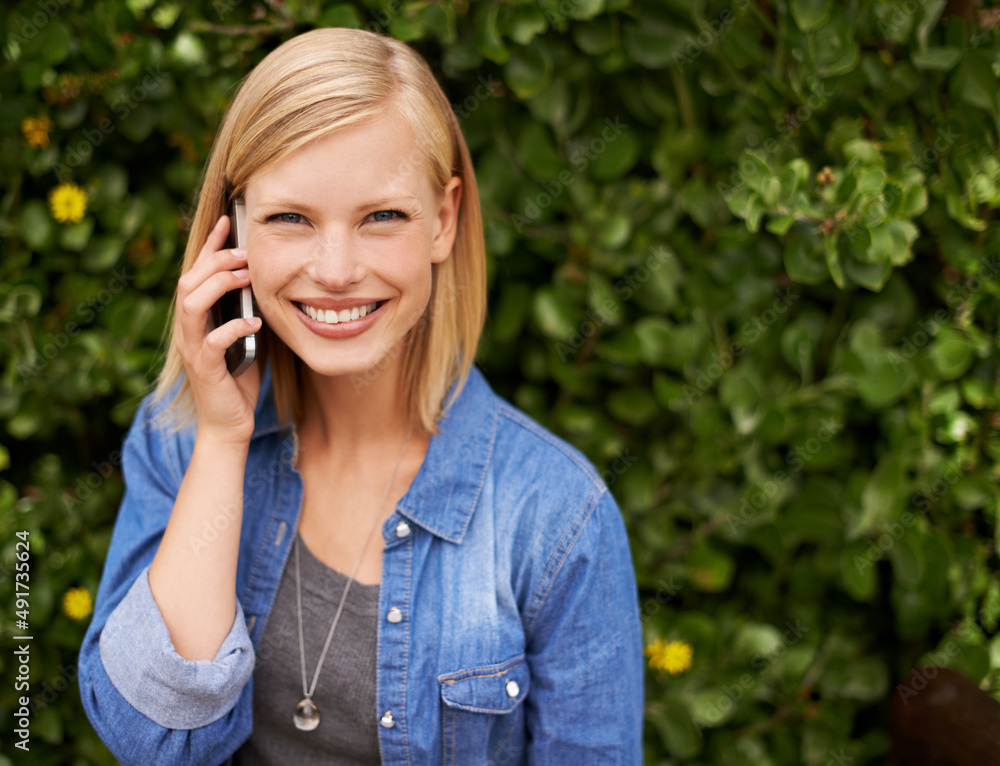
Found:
[306,230,364,291]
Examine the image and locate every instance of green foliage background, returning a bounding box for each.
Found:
[1,0,999,763]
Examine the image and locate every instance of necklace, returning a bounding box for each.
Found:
[292,426,414,732]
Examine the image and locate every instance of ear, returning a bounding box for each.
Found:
[430,176,462,265]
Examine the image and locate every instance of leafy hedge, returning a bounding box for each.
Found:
[1,0,999,764]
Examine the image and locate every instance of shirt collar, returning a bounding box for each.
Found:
[252,363,496,544]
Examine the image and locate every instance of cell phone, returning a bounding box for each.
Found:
[211,198,257,376]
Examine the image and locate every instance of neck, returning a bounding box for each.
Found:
[298,363,417,460]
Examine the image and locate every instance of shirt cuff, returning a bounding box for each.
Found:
[99,565,255,730]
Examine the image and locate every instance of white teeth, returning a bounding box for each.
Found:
[300,302,378,325]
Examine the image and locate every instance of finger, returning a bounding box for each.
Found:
[202,215,231,258]
[179,217,242,289]
[177,247,247,292]
[178,269,252,337]
[202,316,262,360]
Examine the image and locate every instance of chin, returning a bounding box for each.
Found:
[297,343,403,384]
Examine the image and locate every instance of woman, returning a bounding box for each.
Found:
[79,27,642,765]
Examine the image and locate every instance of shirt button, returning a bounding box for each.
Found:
[505,680,519,698]
[387,607,403,623]
[395,520,411,538]
[380,711,395,728]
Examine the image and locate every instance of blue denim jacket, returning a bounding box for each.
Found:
[79,364,643,765]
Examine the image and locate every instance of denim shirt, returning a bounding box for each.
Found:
[79,364,643,765]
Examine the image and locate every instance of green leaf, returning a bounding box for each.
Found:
[791,0,833,31]
[911,47,962,71]
[886,531,924,586]
[841,540,877,602]
[622,16,687,69]
[608,386,659,425]
[507,7,548,46]
[572,17,616,55]
[845,259,892,292]
[21,199,56,251]
[810,12,859,77]
[587,128,640,182]
[745,192,763,232]
[648,701,703,759]
[586,273,623,325]
[929,327,974,380]
[824,235,846,289]
[635,317,673,366]
[951,52,999,120]
[59,218,95,252]
[784,233,829,284]
[856,452,904,535]
[597,213,631,249]
[317,4,363,28]
[476,3,509,64]
[504,44,553,99]
[532,288,579,341]
[81,236,125,273]
[766,214,795,235]
[687,542,735,592]
[516,122,562,178]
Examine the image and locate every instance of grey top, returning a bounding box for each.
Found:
[235,532,381,765]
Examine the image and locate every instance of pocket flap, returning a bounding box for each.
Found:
[437,654,530,714]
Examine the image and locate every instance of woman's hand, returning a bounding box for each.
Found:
[174,214,262,445]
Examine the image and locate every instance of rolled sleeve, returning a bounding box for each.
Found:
[99,564,255,730]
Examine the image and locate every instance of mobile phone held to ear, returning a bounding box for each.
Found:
[211,198,257,376]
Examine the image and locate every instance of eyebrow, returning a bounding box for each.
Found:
[255,195,420,214]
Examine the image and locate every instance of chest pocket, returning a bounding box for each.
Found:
[437,654,530,766]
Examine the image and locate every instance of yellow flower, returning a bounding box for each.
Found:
[645,639,693,675]
[62,587,93,620]
[22,116,53,149]
[48,183,88,223]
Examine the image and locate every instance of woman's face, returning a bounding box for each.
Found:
[243,112,461,381]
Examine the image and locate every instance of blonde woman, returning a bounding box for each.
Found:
[80,28,642,765]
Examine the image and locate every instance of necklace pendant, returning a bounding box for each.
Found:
[294,698,320,731]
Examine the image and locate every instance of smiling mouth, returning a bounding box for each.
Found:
[296,301,385,325]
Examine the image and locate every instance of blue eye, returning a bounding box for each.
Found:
[371,209,406,223]
[268,212,302,224]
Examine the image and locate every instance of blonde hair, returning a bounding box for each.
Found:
[152,28,486,435]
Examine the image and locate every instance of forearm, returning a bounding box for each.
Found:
[148,434,249,661]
